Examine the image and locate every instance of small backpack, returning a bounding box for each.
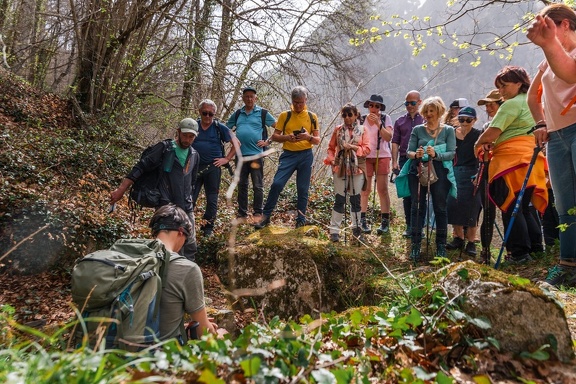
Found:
[129,139,175,209]
[71,239,183,350]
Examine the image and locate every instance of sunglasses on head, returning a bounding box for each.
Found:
[179,226,191,240]
[341,112,354,118]
[368,103,380,109]
[201,111,215,117]
[458,117,474,123]
[404,101,418,106]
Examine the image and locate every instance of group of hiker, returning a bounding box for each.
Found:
[86,3,576,349]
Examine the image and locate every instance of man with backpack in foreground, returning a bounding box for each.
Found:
[72,204,221,350]
[226,86,277,221]
[110,118,200,260]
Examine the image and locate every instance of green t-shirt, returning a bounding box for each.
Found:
[173,140,189,167]
[490,93,535,146]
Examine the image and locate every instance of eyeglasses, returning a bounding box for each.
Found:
[201,111,215,117]
[341,112,354,118]
[368,103,380,109]
[458,117,474,123]
[404,101,418,106]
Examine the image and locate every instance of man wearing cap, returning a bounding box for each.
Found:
[359,94,394,235]
[477,90,503,130]
[255,85,320,229]
[192,99,238,238]
[226,87,277,220]
[110,118,201,260]
[392,90,424,237]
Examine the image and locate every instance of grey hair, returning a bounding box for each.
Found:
[291,86,308,100]
[198,99,217,113]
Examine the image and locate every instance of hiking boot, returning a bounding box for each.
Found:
[352,227,365,246]
[360,217,371,234]
[402,227,411,238]
[410,243,421,261]
[329,233,340,243]
[295,219,307,228]
[545,264,576,287]
[436,243,447,258]
[254,216,270,230]
[445,237,465,250]
[508,253,533,264]
[465,241,477,257]
[376,218,389,235]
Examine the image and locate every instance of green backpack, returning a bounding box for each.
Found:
[71,239,182,350]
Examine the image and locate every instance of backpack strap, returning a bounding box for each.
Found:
[281,110,316,134]
[281,110,292,134]
[261,108,269,142]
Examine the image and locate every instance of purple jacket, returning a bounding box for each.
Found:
[392,112,424,156]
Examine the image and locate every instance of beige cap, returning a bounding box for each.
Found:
[178,118,199,135]
[477,89,502,106]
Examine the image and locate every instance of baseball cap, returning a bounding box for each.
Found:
[450,98,470,109]
[458,106,477,119]
[242,86,257,94]
[178,118,199,135]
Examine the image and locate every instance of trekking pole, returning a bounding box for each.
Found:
[343,150,349,246]
[480,151,492,265]
[494,144,543,269]
[349,152,361,244]
[372,149,379,229]
[425,157,433,259]
[413,159,423,264]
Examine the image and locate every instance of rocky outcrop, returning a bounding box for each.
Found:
[441,261,575,362]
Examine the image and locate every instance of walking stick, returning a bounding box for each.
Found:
[372,153,379,228]
[412,159,423,264]
[343,150,349,246]
[494,144,542,269]
[480,151,492,265]
[425,157,433,258]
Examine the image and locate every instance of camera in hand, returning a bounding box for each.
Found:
[293,127,306,137]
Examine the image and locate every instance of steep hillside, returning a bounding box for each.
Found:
[0,69,136,274]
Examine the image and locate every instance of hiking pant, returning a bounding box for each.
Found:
[237,158,264,217]
[501,187,543,258]
[329,171,364,234]
[263,149,313,223]
[193,164,221,230]
[180,211,197,261]
[399,155,412,227]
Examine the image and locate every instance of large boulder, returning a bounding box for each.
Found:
[217,225,376,319]
[441,261,574,362]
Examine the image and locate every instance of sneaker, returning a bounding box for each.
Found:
[436,244,447,258]
[360,217,371,234]
[295,219,307,228]
[465,241,477,257]
[508,253,533,264]
[446,237,465,250]
[410,243,421,261]
[402,227,411,238]
[545,264,576,287]
[254,216,270,230]
[329,233,340,243]
[376,218,389,235]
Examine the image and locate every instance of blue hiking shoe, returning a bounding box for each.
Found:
[545,264,576,288]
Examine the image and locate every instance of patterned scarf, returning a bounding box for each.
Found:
[335,121,363,177]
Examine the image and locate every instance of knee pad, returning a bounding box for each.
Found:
[334,194,345,214]
[349,194,361,211]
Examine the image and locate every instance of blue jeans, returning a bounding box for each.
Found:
[192,164,221,230]
[547,123,576,261]
[263,149,313,222]
[237,158,264,217]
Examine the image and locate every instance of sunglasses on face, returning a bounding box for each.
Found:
[341,112,354,118]
[368,103,380,109]
[458,117,474,123]
[201,111,215,117]
[404,101,418,106]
